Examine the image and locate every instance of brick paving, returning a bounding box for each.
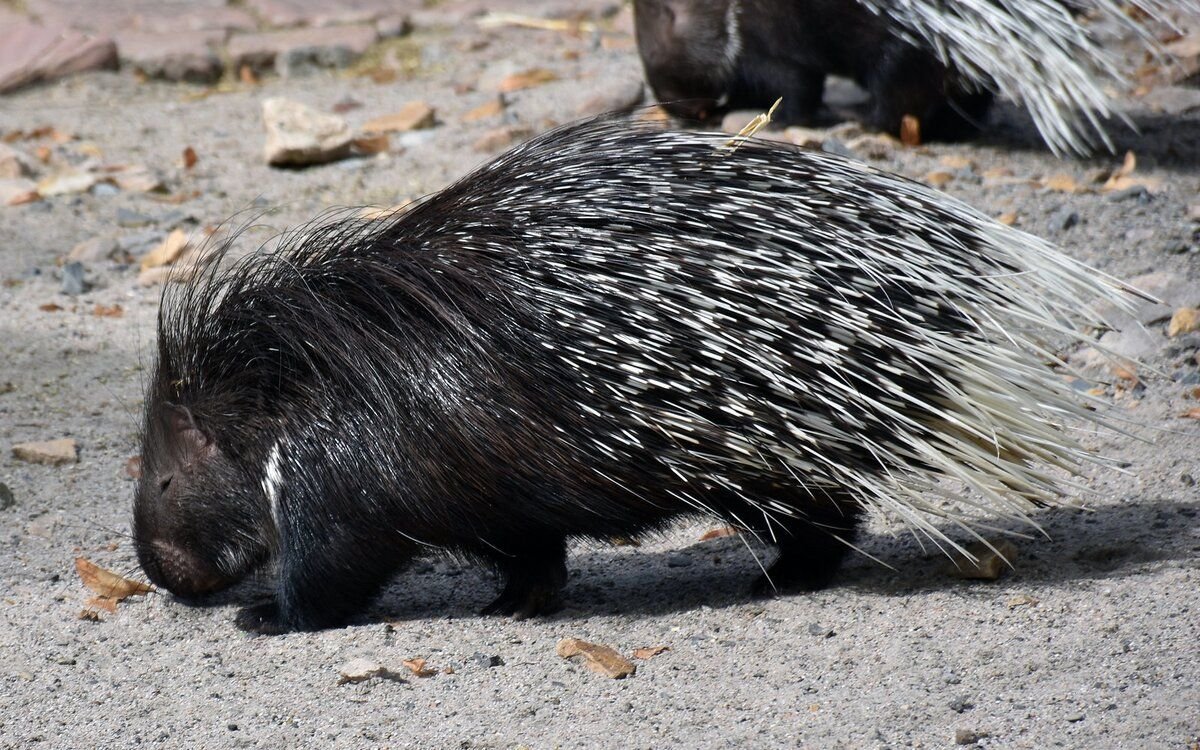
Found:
[0,0,570,93]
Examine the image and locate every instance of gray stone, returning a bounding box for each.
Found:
[228,26,378,75]
[244,0,407,28]
[0,482,13,511]
[116,30,224,83]
[90,183,119,197]
[262,97,354,167]
[0,21,118,95]
[1047,205,1080,233]
[116,208,156,228]
[60,262,89,296]
[1107,185,1151,204]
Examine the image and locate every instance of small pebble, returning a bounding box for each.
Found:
[1107,185,1151,203]
[60,262,89,296]
[0,482,14,511]
[469,652,503,668]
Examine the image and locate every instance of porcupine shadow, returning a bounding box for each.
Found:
[962,99,1200,169]
[184,500,1193,626]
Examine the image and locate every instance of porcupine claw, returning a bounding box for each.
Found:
[235,601,290,635]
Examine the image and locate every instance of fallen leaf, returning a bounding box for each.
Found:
[923,171,953,188]
[362,102,437,133]
[140,229,189,271]
[497,68,557,93]
[75,557,154,600]
[39,303,64,312]
[463,98,506,122]
[940,155,974,170]
[899,115,921,146]
[108,165,164,193]
[239,65,258,85]
[1182,408,1200,420]
[182,146,198,170]
[1111,362,1138,384]
[698,527,738,541]
[1168,307,1200,337]
[359,200,413,221]
[996,212,1019,226]
[1042,174,1080,193]
[556,638,636,679]
[124,455,142,480]
[78,609,102,622]
[86,595,118,613]
[37,171,97,197]
[632,646,670,660]
[402,658,438,678]
[92,304,124,318]
[352,133,390,155]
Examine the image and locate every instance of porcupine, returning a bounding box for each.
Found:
[133,119,1138,634]
[633,0,1192,155]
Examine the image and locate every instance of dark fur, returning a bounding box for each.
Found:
[634,0,994,140]
[129,120,1034,634]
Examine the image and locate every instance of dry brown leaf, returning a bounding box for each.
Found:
[498,68,558,93]
[923,171,953,188]
[632,646,670,660]
[899,115,921,146]
[86,595,119,613]
[362,102,437,133]
[402,658,438,678]
[698,526,738,541]
[182,146,198,170]
[464,99,506,122]
[140,229,190,271]
[78,609,102,621]
[556,638,636,679]
[92,304,123,318]
[475,12,598,34]
[1042,174,1080,193]
[1168,307,1200,337]
[1115,150,1137,178]
[239,65,258,85]
[940,155,974,170]
[352,133,391,155]
[1181,408,1200,420]
[1111,362,1138,384]
[996,212,1019,226]
[359,200,413,221]
[124,455,142,479]
[75,557,153,599]
[39,303,63,312]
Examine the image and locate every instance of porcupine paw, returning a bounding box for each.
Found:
[234,601,290,635]
[750,553,842,598]
[481,558,568,620]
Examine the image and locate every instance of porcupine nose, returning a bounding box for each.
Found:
[137,539,228,597]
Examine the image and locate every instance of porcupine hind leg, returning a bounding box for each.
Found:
[750,490,864,596]
[480,538,568,620]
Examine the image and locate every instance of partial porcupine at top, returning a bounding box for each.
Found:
[634,0,1193,155]
[133,118,1139,634]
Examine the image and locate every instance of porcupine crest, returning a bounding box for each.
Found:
[155,118,1134,566]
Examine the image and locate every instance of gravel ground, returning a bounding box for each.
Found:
[1,5,1198,749]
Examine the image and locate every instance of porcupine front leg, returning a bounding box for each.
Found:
[480,538,568,620]
[235,482,415,634]
[750,491,863,595]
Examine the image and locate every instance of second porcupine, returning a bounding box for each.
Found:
[133,119,1139,634]
[633,0,1192,155]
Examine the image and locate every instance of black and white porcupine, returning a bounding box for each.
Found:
[133,119,1138,634]
[634,0,1192,155]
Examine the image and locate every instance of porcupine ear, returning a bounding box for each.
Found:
[161,404,215,463]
